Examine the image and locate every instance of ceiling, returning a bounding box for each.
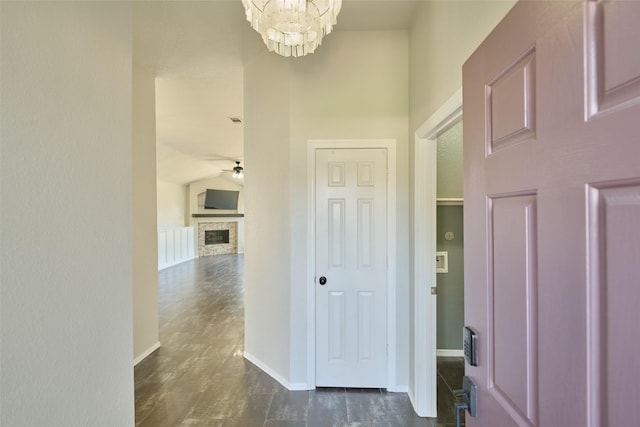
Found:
[133,0,419,185]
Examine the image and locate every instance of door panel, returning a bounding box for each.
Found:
[464,1,640,425]
[587,180,640,427]
[328,291,346,361]
[328,199,345,268]
[316,148,387,387]
[488,194,538,426]
[488,49,536,152]
[586,0,640,117]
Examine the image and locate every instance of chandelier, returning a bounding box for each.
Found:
[241,0,342,58]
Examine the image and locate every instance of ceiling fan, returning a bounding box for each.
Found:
[205,156,245,179]
[222,161,244,179]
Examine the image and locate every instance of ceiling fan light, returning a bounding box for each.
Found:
[232,162,244,179]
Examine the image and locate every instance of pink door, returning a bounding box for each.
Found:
[463,1,640,426]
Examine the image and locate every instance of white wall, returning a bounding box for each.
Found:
[157,180,187,228]
[1,2,134,425]
[288,30,410,386]
[244,51,292,384]
[244,30,409,388]
[133,64,160,363]
[409,1,515,131]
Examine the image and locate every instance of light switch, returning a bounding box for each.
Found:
[436,251,448,273]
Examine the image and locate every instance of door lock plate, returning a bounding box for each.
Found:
[453,376,477,426]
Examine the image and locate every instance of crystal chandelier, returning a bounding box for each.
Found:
[241,0,342,58]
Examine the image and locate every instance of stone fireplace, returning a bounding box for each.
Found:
[198,222,237,256]
[205,229,229,245]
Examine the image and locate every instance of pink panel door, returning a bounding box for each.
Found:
[463,1,640,426]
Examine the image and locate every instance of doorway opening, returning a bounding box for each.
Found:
[411,88,462,417]
[435,120,465,424]
[435,120,464,358]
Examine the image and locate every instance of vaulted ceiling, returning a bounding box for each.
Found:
[133,0,419,184]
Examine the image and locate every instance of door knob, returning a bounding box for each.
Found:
[319,276,327,285]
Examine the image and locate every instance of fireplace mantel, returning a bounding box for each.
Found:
[192,213,244,218]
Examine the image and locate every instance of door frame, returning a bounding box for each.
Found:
[307,139,398,390]
[411,88,462,416]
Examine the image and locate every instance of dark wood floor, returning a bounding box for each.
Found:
[135,254,464,426]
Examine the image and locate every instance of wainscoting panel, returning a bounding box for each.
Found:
[158,226,195,270]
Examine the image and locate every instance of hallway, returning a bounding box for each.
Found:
[134,254,463,426]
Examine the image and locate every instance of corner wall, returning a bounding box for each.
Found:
[243,51,292,384]
[244,30,410,388]
[133,64,160,363]
[1,2,135,425]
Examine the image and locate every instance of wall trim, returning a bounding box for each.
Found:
[244,351,311,391]
[158,258,194,271]
[437,349,464,357]
[157,226,196,270]
[134,342,161,366]
[436,198,464,206]
[307,139,398,390]
[412,88,463,417]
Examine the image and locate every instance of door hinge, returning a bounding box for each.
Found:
[431,286,437,295]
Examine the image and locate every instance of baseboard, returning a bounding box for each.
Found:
[387,384,408,393]
[243,351,312,391]
[436,349,464,357]
[134,341,161,366]
[158,256,195,271]
[407,388,421,416]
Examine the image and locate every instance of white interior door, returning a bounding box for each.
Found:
[463,0,640,425]
[315,148,388,388]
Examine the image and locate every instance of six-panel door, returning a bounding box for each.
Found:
[463,1,640,425]
[315,148,388,388]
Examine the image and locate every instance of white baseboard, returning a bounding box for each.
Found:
[407,389,420,416]
[387,384,408,393]
[436,349,464,357]
[158,256,195,271]
[243,351,312,391]
[134,341,161,366]
[242,351,404,392]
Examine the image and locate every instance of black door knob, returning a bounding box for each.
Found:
[319,276,327,285]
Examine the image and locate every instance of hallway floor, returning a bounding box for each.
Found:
[135,254,465,426]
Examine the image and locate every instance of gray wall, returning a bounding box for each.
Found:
[436,205,464,350]
[436,120,464,350]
